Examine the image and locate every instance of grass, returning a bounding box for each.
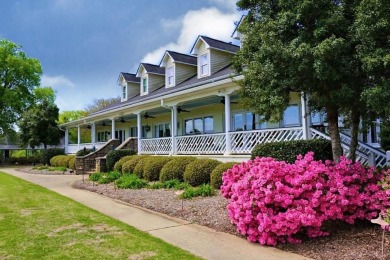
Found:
[179,184,216,199]
[0,172,201,259]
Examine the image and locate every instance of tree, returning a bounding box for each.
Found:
[233,0,390,162]
[85,97,120,115]
[34,86,56,104]
[19,100,61,149]
[58,110,90,143]
[0,39,42,135]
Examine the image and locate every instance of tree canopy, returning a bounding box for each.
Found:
[0,39,42,135]
[85,97,120,115]
[18,100,62,149]
[234,0,390,161]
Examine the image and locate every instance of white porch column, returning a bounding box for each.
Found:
[77,126,81,150]
[137,113,142,154]
[171,105,177,155]
[301,92,310,140]
[64,128,69,154]
[91,123,96,146]
[111,118,116,140]
[224,94,232,155]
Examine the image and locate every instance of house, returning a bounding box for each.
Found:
[60,29,387,168]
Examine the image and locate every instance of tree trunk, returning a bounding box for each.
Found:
[326,106,343,162]
[349,109,360,163]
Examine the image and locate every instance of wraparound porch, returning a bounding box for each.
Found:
[71,127,304,155]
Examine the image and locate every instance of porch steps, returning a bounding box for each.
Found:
[309,127,387,167]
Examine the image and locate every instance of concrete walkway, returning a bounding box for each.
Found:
[1,168,310,260]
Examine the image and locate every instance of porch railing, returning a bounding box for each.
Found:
[176,133,226,154]
[67,142,108,154]
[141,137,172,154]
[230,127,304,154]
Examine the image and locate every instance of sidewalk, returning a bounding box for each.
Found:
[1,168,310,260]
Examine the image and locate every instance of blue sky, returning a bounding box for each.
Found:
[0,0,241,112]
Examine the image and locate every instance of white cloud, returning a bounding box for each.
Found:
[41,74,75,89]
[141,7,240,64]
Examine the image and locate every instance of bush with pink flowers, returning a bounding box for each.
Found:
[221,152,390,246]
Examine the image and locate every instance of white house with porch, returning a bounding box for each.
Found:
[60,34,388,167]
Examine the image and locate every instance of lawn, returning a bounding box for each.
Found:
[0,172,201,260]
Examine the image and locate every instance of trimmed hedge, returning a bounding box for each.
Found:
[160,157,196,182]
[50,155,75,168]
[251,139,332,163]
[133,156,150,178]
[5,156,40,165]
[76,148,94,157]
[40,148,65,165]
[143,157,172,182]
[122,155,147,175]
[113,155,135,172]
[183,158,221,186]
[210,162,237,189]
[68,157,76,170]
[106,149,137,172]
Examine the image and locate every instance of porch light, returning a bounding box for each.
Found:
[145,125,151,132]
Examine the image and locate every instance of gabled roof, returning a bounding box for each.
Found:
[119,73,140,84]
[190,35,240,55]
[136,63,165,77]
[160,51,197,67]
[89,64,236,116]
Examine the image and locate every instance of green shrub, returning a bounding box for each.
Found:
[6,156,40,165]
[160,156,196,182]
[183,158,221,186]
[89,172,103,182]
[179,184,216,199]
[68,157,76,170]
[76,148,94,157]
[40,148,65,165]
[132,156,150,178]
[50,155,74,167]
[106,149,137,172]
[122,155,148,174]
[149,182,165,189]
[113,155,135,172]
[143,157,172,181]
[210,162,237,189]
[251,139,333,163]
[148,179,190,190]
[115,174,148,189]
[93,171,121,184]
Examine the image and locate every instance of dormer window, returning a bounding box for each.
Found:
[167,67,174,87]
[121,85,127,101]
[141,77,148,95]
[200,54,209,76]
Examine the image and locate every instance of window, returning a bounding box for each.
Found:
[232,112,269,131]
[153,123,171,138]
[283,104,300,126]
[130,127,137,137]
[97,131,110,142]
[122,85,127,101]
[199,54,209,76]
[167,67,174,87]
[142,77,148,94]
[184,117,213,135]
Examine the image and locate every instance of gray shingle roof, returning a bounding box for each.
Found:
[120,73,140,83]
[90,64,236,116]
[200,36,240,53]
[166,51,197,66]
[140,63,165,75]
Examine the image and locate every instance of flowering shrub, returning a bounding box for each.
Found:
[221,152,390,246]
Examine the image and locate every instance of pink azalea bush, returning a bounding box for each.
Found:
[221,152,390,246]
